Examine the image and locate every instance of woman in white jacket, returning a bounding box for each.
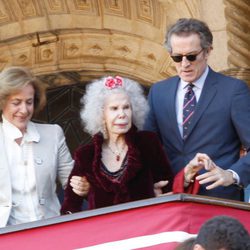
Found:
[0,66,88,227]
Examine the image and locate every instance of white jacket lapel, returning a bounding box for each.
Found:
[0,124,12,227]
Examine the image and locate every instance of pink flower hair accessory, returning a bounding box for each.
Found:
[104,76,123,89]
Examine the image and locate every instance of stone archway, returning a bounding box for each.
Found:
[0,0,249,87]
[33,82,89,155]
[0,0,176,86]
[0,0,249,152]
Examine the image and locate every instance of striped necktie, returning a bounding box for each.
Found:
[182,83,196,139]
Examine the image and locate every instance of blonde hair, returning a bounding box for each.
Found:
[0,66,46,118]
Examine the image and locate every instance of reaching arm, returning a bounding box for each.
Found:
[228,80,250,186]
[182,153,238,190]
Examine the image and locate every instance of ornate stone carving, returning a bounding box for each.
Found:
[103,0,130,18]
[11,44,32,67]
[135,0,158,26]
[64,43,81,58]
[17,0,42,18]
[221,68,250,87]
[70,0,99,15]
[0,2,13,25]
[0,0,170,84]
[224,0,250,68]
[89,44,103,55]
[0,0,248,87]
[44,0,68,14]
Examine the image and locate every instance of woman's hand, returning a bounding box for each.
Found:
[70,176,90,197]
[153,180,173,196]
[184,153,216,186]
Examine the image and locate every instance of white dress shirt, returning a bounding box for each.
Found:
[176,66,208,137]
[2,116,44,225]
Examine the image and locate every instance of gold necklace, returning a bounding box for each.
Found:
[107,144,126,161]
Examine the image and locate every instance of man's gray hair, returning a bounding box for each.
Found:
[165,18,213,53]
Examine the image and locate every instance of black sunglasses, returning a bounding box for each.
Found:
[171,49,204,63]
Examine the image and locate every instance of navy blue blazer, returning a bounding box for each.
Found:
[144,68,250,201]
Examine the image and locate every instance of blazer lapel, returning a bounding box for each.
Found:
[31,126,46,198]
[0,124,12,227]
[167,78,184,144]
[0,125,12,197]
[185,69,218,139]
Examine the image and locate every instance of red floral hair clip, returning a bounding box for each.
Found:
[104,76,123,89]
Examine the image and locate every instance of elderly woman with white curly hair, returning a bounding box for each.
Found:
[61,76,175,211]
[61,76,218,212]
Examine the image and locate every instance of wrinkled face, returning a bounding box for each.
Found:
[103,92,132,138]
[2,84,34,134]
[170,33,211,83]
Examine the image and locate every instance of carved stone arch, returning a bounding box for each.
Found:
[224,0,250,68]
[223,0,250,86]
[0,0,176,86]
[0,0,178,151]
[0,0,249,151]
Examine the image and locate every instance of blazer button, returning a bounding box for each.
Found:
[35,158,43,165]
[39,198,45,205]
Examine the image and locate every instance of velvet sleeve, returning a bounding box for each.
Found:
[173,168,200,194]
[60,147,87,214]
[146,133,174,193]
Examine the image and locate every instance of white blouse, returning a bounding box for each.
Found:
[2,116,44,225]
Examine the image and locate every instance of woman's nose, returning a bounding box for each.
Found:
[19,103,28,113]
[118,109,126,117]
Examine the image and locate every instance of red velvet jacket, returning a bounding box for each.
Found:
[61,127,174,212]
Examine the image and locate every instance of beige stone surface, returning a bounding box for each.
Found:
[200,0,228,71]
[0,0,249,86]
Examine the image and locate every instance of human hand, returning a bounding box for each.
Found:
[184,153,215,184]
[153,180,170,196]
[70,176,90,197]
[196,166,235,190]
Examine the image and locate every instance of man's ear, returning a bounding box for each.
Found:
[193,244,205,250]
[204,46,213,60]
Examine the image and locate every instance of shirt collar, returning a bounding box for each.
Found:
[2,115,40,143]
[24,121,40,143]
[2,115,23,140]
[180,66,209,90]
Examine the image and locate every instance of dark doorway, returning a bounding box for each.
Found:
[33,83,91,156]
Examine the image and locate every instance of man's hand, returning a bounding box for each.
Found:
[184,153,216,184]
[196,166,235,190]
[70,176,90,197]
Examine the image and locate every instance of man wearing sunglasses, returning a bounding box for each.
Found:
[144,18,250,201]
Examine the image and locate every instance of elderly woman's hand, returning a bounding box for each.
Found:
[153,180,173,196]
[184,153,216,186]
[70,176,90,197]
